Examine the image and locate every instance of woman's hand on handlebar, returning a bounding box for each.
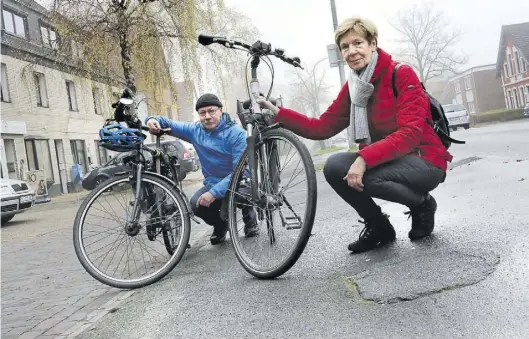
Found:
[146,119,161,134]
[256,96,280,115]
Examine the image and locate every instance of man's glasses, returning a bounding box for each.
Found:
[198,107,220,117]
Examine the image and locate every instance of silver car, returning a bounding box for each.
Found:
[442,104,471,131]
[1,178,36,224]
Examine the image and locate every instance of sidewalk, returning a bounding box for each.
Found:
[0,170,210,339]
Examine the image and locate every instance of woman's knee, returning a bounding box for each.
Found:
[323,152,357,182]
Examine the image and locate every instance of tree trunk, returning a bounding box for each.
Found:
[119,28,136,93]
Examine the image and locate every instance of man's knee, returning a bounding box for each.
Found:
[323,152,357,183]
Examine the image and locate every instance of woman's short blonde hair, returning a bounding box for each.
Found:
[334,17,378,48]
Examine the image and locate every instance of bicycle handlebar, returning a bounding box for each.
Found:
[198,34,303,69]
[141,126,171,137]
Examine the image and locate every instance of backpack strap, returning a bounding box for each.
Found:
[392,63,403,97]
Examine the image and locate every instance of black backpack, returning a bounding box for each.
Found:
[392,63,465,149]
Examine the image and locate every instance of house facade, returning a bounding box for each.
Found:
[446,64,506,114]
[0,0,176,196]
[496,22,529,110]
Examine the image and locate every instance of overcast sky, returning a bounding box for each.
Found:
[221,0,529,93]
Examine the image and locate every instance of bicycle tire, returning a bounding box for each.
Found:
[73,173,191,289]
[227,128,317,279]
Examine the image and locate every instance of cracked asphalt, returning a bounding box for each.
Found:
[73,120,529,338]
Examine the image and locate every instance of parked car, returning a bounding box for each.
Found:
[442,104,470,131]
[179,140,200,171]
[524,103,529,117]
[144,140,196,179]
[82,140,195,191]
[1,178,36,224]
[82,152,138,190]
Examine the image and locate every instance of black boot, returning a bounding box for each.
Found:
[244,219,259,238]
[210,223,228,245]
[348,213,396,253]
[407,194,437,240]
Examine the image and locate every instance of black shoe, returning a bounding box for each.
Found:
[407,195,437,240]
[210,224,227,245]
[348,213,396,253]
[244,220,259,238]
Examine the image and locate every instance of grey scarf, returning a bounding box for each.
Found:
[347,50,378,147]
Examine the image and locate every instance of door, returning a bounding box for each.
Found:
[54,140,68,194]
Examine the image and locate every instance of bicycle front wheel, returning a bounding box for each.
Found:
[73,173,191,289]
[227,128,317,279]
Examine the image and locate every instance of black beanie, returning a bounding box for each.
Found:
[195,93,223,111]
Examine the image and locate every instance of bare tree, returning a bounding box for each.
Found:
[49,0,223,95]
[288,58,333,149]
[390,3,468,83]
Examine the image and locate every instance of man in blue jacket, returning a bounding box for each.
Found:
[145,93,258,245]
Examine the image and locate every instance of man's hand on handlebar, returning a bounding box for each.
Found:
[146,119,162,135]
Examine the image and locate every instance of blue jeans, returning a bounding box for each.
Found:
[190,185,256,229]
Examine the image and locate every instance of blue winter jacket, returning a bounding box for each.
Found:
[145,115,246,199]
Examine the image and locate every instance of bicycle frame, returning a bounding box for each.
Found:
[126,132,199,225]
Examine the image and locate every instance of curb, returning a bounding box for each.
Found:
[63,291,136,338]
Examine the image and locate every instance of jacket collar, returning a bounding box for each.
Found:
[370,48,393,84]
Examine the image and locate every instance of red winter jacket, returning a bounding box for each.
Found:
[274,48,453,171]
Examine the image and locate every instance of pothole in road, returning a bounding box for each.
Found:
[344,248,500,304]
[448,156,483,170]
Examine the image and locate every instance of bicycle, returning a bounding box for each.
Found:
[73,90,199,289]
[198,35,318,279]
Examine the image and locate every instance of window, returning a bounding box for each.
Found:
[25,139,54,183]
[503,64,509,78]
[508,54,516,76]
[454,81,461,93]
[2,8,26,38]
[511,88,519,109]
[521,57,527,73]
[4,139,17,179]
[464,76,471,90]
[71,40,84,59]
[520,87,526,105]
[70,140,88,173]
[40,25,58,49]
[468,102,476,113]
[66,80,78,111]
[94,141,108,166]
[92,87,103,115]
[514,51,520,74]
[34,72,49,107]
[1,63,10,102]
[526,86,529,103]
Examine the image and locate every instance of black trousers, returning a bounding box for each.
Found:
[190,186,255,229]
[323,152,445,221]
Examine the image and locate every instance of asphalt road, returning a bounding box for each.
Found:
[3,120,528,338]
[75,120,529,339]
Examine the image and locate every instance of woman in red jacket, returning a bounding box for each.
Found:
[257,17,453,254]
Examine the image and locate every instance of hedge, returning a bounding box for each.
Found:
[470,108,524,124]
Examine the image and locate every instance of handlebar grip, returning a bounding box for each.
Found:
[141,126,150,131]
[198,34,227,46]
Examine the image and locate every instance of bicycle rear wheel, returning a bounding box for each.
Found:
[73,173,191,289]
[227,128,317,279]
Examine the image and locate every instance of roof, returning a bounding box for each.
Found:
[449,64,497,82]
[496,22,529,75]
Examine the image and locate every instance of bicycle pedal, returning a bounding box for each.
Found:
[285,217,302,230]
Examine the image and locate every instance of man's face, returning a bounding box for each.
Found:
[198,105,222,130]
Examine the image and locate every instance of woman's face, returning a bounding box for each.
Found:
[339,31,377,71]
